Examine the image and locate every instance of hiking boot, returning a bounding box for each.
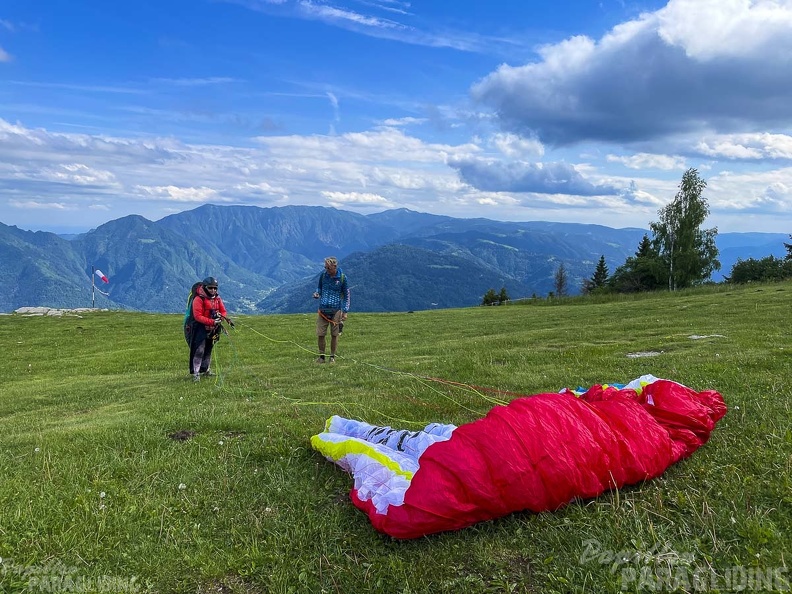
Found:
[202,370,215,377]
[316,356,326,364]
[328,356,335,363]
[192,374,201,383]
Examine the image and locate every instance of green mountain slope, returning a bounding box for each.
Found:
[259,243,534,313]
[1,205,788,313]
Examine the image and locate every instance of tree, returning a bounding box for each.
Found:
[582,255,610,294]
[608,235,666,293]
[727,256,792,283]
[481,288,499,306]
[785,235,792,260]
[553,263,569,297]
[649,168,720,290]
[498,286,510,304]
[592,255,609,288]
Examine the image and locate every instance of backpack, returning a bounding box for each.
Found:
[183,281,203,344]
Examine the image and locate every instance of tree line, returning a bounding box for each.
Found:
[482,168,791,304]
[581,169,791,295]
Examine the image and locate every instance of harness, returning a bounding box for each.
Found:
[318,309,340,325]
[318,309,344,334]
[184,285,224,344]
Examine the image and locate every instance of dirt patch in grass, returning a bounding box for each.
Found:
[167,429,196,441]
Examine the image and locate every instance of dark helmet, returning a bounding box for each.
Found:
[202,276,218,289]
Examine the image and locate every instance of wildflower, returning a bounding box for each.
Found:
[218,440,224,445]
[34,447,40,453]
[178,483,187,490]
[100,492,106,499]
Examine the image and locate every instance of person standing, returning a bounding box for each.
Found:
[312,257,350,363]
[188,276,230,381]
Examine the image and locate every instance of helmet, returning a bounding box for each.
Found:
[202,276,218,289]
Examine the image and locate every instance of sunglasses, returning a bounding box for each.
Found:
[206,286,218,291]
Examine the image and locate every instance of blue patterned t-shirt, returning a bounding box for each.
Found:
[317,268,350,313]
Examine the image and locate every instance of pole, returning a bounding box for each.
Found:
[91,265,96,308]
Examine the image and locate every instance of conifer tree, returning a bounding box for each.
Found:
[592,255,609,288]
[498,286,510,304]
[481,288,498,306]
[608,235,666,293]
[554,263,569,297]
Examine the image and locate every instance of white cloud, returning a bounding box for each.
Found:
[472,0,792,145]
[321,191,395,208]
[41,163,118,185]
[297,0,407,29]
[232,181,287,195]
[8,199,72,211]
[357,0,412,16]
[620,180,667,207]
[695,133,792,160]
[2,113,789,233]
[607,153,686,170]
[657,0,792,60]
[380,116,428,127]
[255,127,480,163]
[134,185,221,203]
[149,77,240,86]
[0,46,11,62]
[220,0,531,54]
[490,133,544,158]
[9,80,147,94]
[709,168,792,212]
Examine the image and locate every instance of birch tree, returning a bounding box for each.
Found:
[649,168,719,290]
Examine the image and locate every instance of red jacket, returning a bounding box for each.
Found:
[192,285,228,329]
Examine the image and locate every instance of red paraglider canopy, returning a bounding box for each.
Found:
[312,376,727,539]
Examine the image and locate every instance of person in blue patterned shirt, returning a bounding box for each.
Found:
[312,256,350,363]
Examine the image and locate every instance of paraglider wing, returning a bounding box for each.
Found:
[311,375,727,539]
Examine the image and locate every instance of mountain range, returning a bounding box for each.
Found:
[2,205,787,314]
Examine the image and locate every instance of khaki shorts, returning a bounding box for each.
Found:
[316,310,343,337]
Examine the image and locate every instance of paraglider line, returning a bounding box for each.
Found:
[207,323,418,421]
[236,320,513,413]
[205,322,244,388]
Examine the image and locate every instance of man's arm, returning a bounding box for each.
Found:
[342,281,351,314]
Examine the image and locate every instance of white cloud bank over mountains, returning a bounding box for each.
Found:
[1,0,791,233]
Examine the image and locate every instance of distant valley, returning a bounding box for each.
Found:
[2,205,787,314]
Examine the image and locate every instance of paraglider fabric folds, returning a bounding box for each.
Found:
[310,375,727,540]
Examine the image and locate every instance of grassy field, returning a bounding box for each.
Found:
[1,282,790,593]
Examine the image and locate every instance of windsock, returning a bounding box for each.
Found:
[94,269,109,283]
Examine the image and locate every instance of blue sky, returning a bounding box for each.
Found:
[2,0,791,233]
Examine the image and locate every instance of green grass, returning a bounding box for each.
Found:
[1,283,791,593]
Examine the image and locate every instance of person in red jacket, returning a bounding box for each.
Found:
[189,276,230,382]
